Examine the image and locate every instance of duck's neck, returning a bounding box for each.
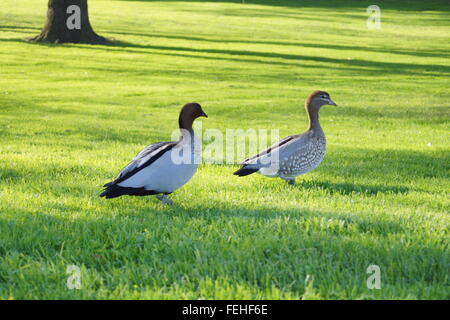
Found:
[178,117,195,144]
[179,115,194,134]
[179,127,195,140]
[307,108,321,131]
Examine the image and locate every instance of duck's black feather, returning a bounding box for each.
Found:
[233,167,259,176]
[100,185,159,198]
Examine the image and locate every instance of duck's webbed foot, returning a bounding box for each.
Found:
[281,177,295,185]
[156,194,173,205]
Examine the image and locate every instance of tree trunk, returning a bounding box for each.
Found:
[29,0,109,44]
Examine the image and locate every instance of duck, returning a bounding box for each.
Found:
[233,91,336,184]
[100,103,208,204]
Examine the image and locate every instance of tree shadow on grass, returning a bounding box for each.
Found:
[3,29,450,77]
[4,36,449,76]
[118,0,450,12]
[107,30,450,60]
[104,40,450,77]
[0,26,41,33]
[1,197,448,299]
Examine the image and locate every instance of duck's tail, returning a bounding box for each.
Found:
[233,166,259,177]
[100,183,129,199]
[100,183,159,198]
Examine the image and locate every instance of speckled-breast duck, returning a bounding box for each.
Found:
[100,103,208,204]
[234,91,337,184]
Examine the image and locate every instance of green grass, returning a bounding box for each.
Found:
[0,0,449,299]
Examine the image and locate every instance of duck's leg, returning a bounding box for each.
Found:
[156,194,173,205]
[281,177,295,185]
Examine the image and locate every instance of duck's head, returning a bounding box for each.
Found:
[305,91,337,114]
[178,102,208,131]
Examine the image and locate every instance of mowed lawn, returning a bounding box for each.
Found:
[0,0,449,299]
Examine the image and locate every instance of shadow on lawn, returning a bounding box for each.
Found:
[1,198,448,299]
[296,180,408,196]
[107,30,450,60]
[0,197,409,259]
[119,0,450,12]
[0,168,22,183]
[92,40,450,77]
[4,34,450,76]
[0,26,40,33]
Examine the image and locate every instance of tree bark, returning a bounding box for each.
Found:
[29,0,109,44]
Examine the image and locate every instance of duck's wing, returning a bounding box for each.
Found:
[104,141,177,187]
[234,134,304,176]
[242,134,299,165]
